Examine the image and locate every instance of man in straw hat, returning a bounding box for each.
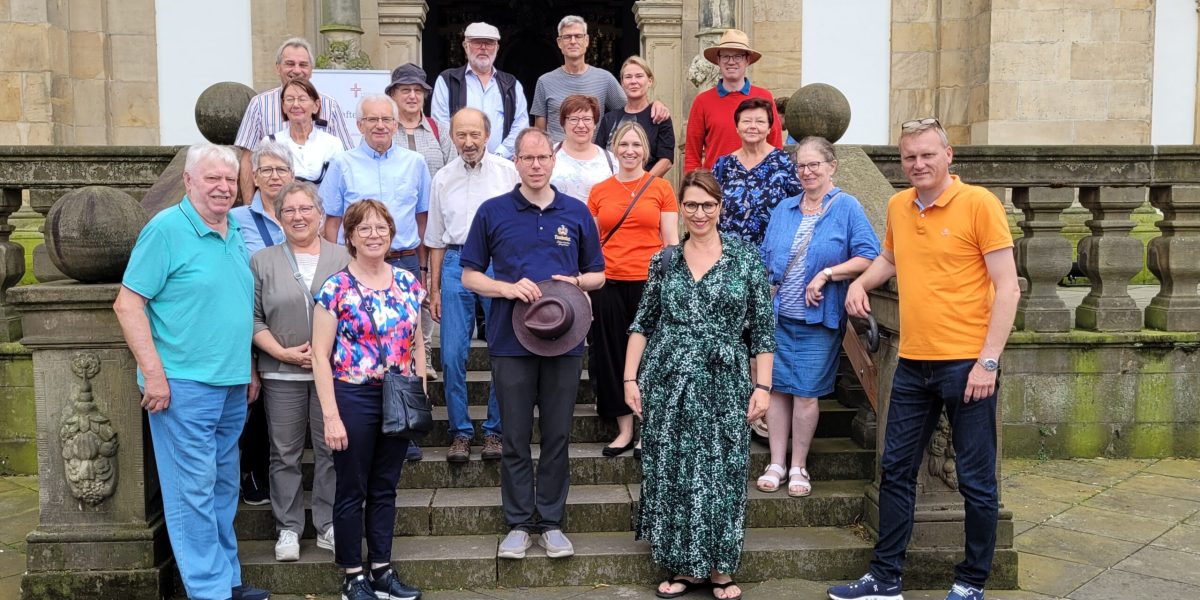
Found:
[460,127,605,561]
[684,28,783,172]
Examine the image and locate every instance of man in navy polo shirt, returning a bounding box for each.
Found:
[460,127,605,560]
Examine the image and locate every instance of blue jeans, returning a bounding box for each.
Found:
[440,248,500,438]
[870,358,999,589]
[147,380,247,600]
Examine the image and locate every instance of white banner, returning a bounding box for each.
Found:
[310,69,393,147]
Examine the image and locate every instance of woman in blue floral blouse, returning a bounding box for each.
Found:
[712,97,802,248]
[311,199,425,600]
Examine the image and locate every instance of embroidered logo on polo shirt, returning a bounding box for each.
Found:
[941,227,951,237]
[554,224,572,247]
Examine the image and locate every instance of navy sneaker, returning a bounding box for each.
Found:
[945,582,984,600]
[241,472,270,506]
[341,574,374,600]
[231,584,270,600]
[827,573,902,600]
[369,566,421,600]
[405,441,423,462]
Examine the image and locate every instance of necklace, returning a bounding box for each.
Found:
[801,202,822,215]
[617,172,647,197]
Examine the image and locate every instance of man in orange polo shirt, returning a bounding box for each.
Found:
[829,119,1020,600]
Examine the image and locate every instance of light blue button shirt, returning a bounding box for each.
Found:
[227,191,285,255]
[122,198,254,387]
[431,65,528,159]
[318,141,431,251]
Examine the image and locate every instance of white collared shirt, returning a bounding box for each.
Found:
[424,153,520,247]
[272,127,344,182]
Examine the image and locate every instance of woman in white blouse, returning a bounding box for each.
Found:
[272,78,347,184]
[550,94,616,202]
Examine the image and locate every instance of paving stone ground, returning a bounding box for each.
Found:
[2,458,1197,599]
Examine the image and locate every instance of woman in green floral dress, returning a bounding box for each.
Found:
[623,169,776,600]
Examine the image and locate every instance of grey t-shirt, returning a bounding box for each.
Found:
[532,65,626,144]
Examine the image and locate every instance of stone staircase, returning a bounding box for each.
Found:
[233,341,877,594]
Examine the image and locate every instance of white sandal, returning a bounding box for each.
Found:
[756,464,786,493]
[788,467,812,497]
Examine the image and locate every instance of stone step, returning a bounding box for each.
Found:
[299,438,875,489]
[234,480,868,540]
[237,526,874,593]
[420,399,857,446]
[428,370,593,405]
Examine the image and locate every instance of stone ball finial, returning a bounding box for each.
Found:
[195,82,256,144]
[784,83,852,144]
[45,186,148,283]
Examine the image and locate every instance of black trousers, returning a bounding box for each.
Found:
[588,280,645,419]
[492,355,582,533]
[239,391,270,485]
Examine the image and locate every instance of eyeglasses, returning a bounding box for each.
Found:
[280,205,316,217]
[797,161,827,173]
[718,52,748,63]
[566,116,594,126]
[467,39,498,48]
[558,33,587,42]
[354,224,390,237]
[361,116,396,125]
[283,95,313,105]
[681,201,720,215]
[516,154,554,165]
[256,166,292,177]
[901,117,942,131]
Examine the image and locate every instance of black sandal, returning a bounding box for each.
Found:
[711,580,742,600]
[655,575,709,598]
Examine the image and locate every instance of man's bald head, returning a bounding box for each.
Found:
[451,107,492,165]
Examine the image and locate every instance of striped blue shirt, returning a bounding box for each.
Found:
[776,214,818,320]
[235,86,354,151]
[531,66,626,144]
[318,141,431,252]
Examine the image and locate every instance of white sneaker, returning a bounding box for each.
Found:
[497,529,532,559]
[316,525,335,552]
[275,529,300,562]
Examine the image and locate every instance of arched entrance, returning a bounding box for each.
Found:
[421,0,639,108]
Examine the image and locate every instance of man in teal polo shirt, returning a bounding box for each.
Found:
[114,143,270,600]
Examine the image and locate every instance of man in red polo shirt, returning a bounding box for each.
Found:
[683,29,783,172]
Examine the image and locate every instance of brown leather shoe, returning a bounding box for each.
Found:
[447,436,471,463]
[481,434,502,460]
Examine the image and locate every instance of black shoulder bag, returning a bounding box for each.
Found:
[346,268,432,439]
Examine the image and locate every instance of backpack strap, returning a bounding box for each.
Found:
[426,117,440,141]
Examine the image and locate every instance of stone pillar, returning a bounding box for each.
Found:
[378,0,428,68]
[1074,187,1144,331]
[1145,186,1200,331]
[9,283,170,600]
[1012,187,1073,332]
[634,0,684,183]
[687,0,733,91]
[0,188,25,341]
[318,0,372,69]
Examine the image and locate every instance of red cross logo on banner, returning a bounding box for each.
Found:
[350,84,363,97]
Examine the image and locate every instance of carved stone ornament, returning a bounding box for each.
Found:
[927,412,958,490]
[59,353,119,508]
[687,54,720,90]
[317,40,373,70]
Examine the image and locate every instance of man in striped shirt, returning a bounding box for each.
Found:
[532,15,669,145]
[235,37,354,203]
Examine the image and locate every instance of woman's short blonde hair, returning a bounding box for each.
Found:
[620,56,655,83]
[609,121,650,159]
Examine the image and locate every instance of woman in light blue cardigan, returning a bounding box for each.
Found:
[757,137,880,497]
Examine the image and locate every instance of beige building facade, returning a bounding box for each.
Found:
[1,0,1197,147]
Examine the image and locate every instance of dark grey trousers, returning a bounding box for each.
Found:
[492,355,582,533]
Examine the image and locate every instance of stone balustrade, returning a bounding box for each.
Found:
[862,145,1200,333]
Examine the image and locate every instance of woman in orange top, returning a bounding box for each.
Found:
[587,122,680,457]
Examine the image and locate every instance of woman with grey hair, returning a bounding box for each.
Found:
[230,140,297,255]
[250,180,351,561]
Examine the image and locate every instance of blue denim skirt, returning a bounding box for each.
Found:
[771,315,843,398]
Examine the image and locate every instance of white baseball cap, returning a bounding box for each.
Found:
[464,22,501,41]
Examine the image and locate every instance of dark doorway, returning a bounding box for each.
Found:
[422,0,639,113]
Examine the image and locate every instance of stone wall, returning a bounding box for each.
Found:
[0,0,160,145]
[0,343,34,474]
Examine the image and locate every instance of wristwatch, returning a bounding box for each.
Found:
[978,358,999,372]
[822,267,834,279]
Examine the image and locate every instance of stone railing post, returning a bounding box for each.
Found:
[634,0,684,185]
[1074,187,1144,331]
[1012,187,1073,332]
[29,189,67,282]
[1145,186,1200,331]
[0,188,26,341]
[377,0,428,68]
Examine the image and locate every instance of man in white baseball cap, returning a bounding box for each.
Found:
[431,22,529,160]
